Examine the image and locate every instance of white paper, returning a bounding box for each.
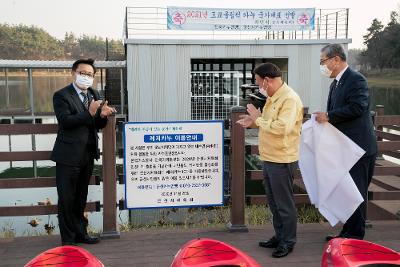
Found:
[299,115,365,226]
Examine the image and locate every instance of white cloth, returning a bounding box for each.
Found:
[299,115,365,226]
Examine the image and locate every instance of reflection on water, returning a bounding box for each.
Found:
[0,70,104,113]
[0,184,128,237]
[370,86,400,115]
[0,123,127,237]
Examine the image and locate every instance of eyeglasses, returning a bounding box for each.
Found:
[76,71,95,78]
[319,57,334,65]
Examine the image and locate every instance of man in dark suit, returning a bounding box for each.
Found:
[314,44,377,240]
[51,58,115,245]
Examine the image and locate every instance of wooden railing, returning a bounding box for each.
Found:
[229,106,400,231]
[1,107,398,235]
[0,115,119,238]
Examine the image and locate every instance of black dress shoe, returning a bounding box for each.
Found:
[76,235,100,244]
[259,236,279,248]
[325,234,342,241]
[61,241,76,246]
[272,245,293,258]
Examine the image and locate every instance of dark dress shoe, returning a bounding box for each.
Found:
[76,235,100,244]
[61,241,76,246]
[325,234,342,241]
[259,236,279,248]
[272,245,293,258]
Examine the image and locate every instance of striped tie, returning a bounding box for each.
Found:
[80,92,88,109]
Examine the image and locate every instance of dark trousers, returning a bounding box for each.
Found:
[263,161,297,247]
[340,154,376,239]
[56,155,94,243]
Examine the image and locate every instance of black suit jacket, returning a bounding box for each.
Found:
[327,67,377,156]
[51,84,107,166]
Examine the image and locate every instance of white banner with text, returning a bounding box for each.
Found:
[167,6,315,31]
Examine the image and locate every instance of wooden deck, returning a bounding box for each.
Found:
[1,221,399,267]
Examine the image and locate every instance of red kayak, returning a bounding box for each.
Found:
[171,238,261,267]
[24,245,104,267]
[321,238,400,267]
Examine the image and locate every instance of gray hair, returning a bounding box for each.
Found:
[321,44,347,61]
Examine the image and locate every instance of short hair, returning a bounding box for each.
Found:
[321,44,347,61]
[253,62,282,79]
[72,58,96,74]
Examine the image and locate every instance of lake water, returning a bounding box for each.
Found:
[0,69,123,236]
[0,73,399,237]
[0,121,129,237]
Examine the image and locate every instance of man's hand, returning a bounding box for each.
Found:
[236,114,254,128]
[236,104,262,128]
[100,100,117,118]
[246,104,262,121]
[88,100,102,116]
[313,111,329,123]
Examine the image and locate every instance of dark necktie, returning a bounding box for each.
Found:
[327,79,338,111]
[331,79,338,92]
[80,92,88,109]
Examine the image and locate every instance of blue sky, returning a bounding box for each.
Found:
[1,0,399,48]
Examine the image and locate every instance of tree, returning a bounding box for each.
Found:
[77,35,107,60]
[348,49,363,68]
[62,32,80,59]
[362,11,400,70]
[363,19,386,70]
[0,23,124,61]
[0,23,64,60]
[383,12,400,68]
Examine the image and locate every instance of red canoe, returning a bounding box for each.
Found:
[321,238,400,267]
[24,245,104,267]
[171,238,261,267]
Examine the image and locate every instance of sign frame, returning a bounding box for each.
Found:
[123,120,225,210]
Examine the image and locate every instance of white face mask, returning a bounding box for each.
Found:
[75,74,94,89]
[320,64,332,77]
[259,86,267,97]
[262,78,273,97]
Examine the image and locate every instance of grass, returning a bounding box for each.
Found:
[0,165,103,179]
[0,164,326,236]
[365,69,400,89]
[117,204,325,232]
[0,204,325,237]
[0,221,16,238]
[0,166,56,179]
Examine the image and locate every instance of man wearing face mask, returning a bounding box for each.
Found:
[51,58,116,246]
[237,63,303,258]
[314,44,377,240]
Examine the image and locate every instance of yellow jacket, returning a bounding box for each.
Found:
[255,82,303,163]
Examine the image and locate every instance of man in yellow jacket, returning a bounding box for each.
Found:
[237,62,303,258]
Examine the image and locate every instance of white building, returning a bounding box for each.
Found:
[125,7,351,122]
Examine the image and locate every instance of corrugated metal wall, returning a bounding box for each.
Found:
[126,40,349,121]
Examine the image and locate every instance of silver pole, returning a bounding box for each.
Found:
[28,68,37,177]
[8,133,12,168]
[4,67,12,169]
[5,68,10,107]
[120,69,124,115]
[32,122,37,178]
[28,69,34,116]
[100,68,104,95]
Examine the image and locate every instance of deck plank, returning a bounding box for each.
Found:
[1,221,399,267]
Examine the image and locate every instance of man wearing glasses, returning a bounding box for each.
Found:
[314,44,377,241]
[51,58,116,246]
